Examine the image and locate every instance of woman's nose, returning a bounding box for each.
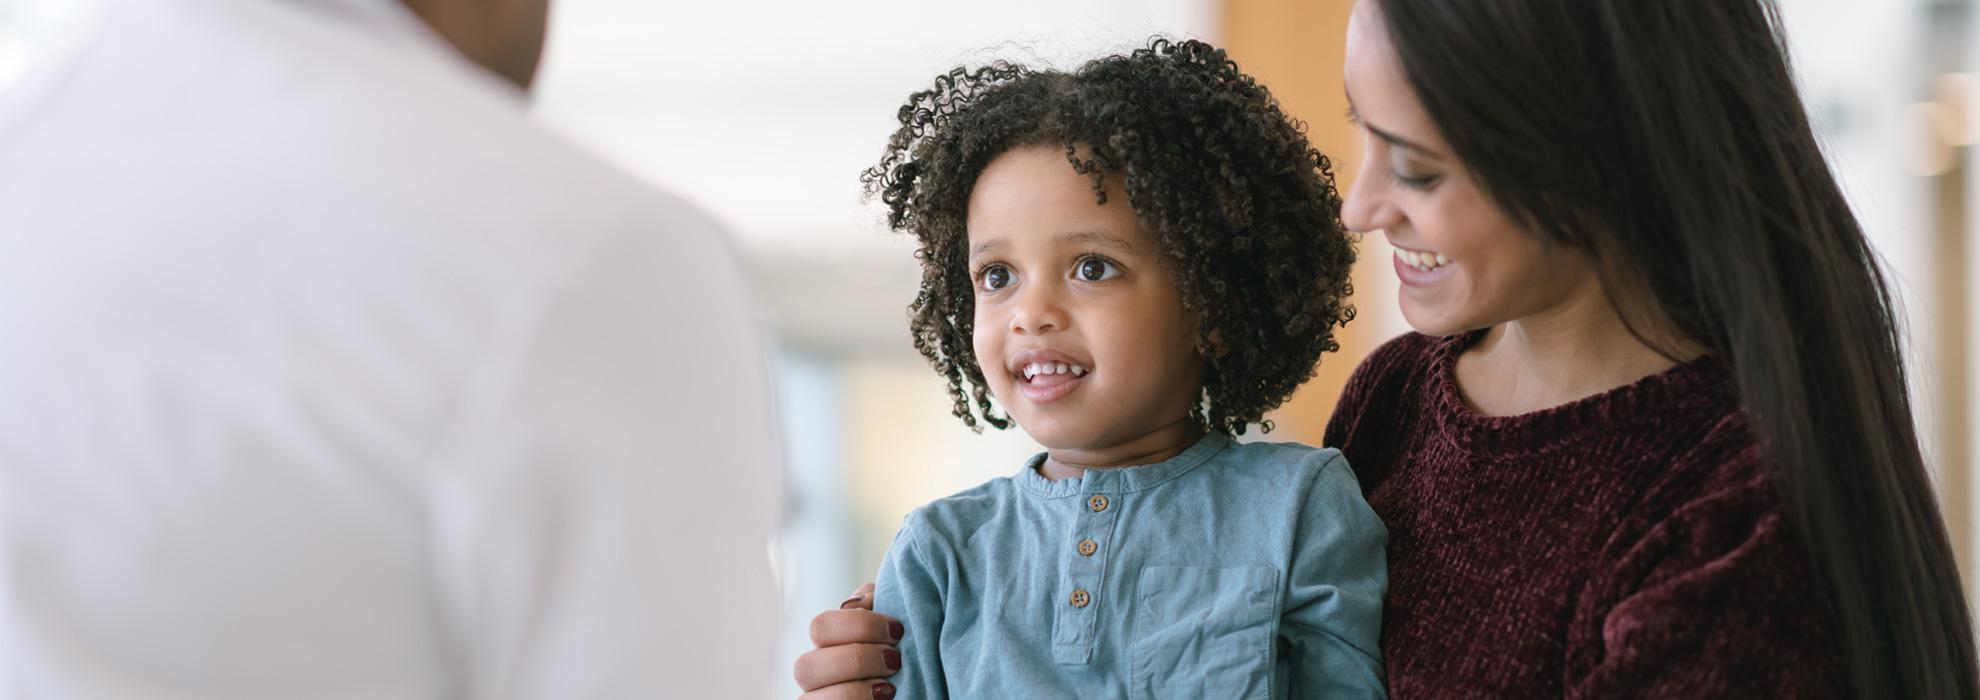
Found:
[1340,149,1398,234]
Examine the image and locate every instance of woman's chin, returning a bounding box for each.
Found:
[1398,298,1475,338]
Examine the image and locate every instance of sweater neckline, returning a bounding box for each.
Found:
[1426,330,1734,455]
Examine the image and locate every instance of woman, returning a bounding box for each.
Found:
[796,0,1979,697]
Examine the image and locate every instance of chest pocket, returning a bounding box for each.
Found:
[1129,564,1280,700]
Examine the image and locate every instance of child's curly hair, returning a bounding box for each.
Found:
[862,37,1356,436]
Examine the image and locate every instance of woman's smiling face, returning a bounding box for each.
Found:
[966,146,1203,453]
[1340,0,1602,337]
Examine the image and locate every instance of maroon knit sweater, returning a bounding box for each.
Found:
[1324,332,1846,698]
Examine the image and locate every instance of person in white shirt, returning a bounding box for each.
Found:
[0,0,783,697]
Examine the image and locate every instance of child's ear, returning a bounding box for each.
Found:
[1194,327,1229,360]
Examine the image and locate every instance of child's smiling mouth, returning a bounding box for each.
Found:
[1009,349,1092,404]
[1021,362,1090,380]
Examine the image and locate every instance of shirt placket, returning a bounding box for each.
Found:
[1051,478,1122,665]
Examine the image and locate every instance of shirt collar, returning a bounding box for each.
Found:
[1013,431,1230,498]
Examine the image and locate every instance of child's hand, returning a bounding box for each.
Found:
[794,583,905,700]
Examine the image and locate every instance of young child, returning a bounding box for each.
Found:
[862,38,1386,697]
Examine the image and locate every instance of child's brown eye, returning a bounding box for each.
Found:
[982,265,1013,291]
[1076,257,1119,282]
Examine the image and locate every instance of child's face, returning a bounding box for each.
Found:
[965,146,1204,453]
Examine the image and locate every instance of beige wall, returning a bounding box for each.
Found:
[1224,0,1400,445]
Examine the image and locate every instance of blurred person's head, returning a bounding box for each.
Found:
[862,38,1356,457]
[1339,0,1977,695]
[395,0,550,89]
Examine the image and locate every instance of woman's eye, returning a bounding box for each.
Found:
[1388,154,1441,190]
[1075,257,1119,282]
[980,265,1013,291]
[1391,169,1441,189]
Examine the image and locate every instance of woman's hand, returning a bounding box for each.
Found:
[794,583,904,700]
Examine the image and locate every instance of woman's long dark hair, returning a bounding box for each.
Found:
[1375,0,1977,695]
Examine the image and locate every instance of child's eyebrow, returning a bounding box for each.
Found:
[1059,230,1138,254]
[967,231,1138,261]
[968,239,1006,260]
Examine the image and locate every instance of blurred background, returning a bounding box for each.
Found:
[0,0,1974,695]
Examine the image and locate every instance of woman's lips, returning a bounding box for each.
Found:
[1393,250,1456,287]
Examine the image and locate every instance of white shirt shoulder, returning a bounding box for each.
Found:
[0,1,782,697]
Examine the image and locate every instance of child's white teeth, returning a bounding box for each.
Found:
[1021,361,1089,380]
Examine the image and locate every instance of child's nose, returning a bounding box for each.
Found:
[1010,284,1066,335]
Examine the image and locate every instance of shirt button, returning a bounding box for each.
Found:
[1069,588,1091,608]
[1088,494,1110,512]
[1077,539,1099,557]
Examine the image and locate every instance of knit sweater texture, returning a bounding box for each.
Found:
[1323,331,1845,698]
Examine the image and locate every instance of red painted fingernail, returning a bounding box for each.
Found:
[889,620,904,640]
[839,595,864,609]
[872,682,896,700]
[884,648,901,671]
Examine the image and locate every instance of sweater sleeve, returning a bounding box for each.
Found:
[1281,452,1390,698]
[1565,450,1845,698]
[873,514,951,699]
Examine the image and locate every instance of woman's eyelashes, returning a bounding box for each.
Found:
[1349,112,1443,190]
[1390,169,1440,189]
[973,254,1125,295]
[1388,156,1441,190]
